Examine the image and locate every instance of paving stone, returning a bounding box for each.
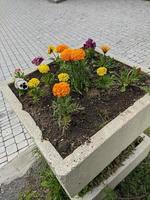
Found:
[0,137,3,143]
[28,139,33,145]
[4,138,15,147]
[6,144,17,155]
[25,132,31,140]
[1,124,11,130]
[19,145,28,153]
[0,156,7,164]
[0,120,10,127]
[0,162,7,168]
[17,140,28,150]
[8,152,18,162]
[0,146,5,154]
[15,133,26,144]
[3,134,13,141]
[0,142,4,147]
[12,123,22,130]
[2,128,12,137]
[0,116,9,123]
[12,126,23,136]
[10,118,20,126]
[0,152,7,159]
[0,108,5,113]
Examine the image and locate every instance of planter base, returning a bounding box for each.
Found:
[72,133,150,200]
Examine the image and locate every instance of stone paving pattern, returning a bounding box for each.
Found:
[0,0,150,168]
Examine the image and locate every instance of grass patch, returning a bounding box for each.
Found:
[144,127,150,136]
[115,153,150,200]
[18,161,69,200]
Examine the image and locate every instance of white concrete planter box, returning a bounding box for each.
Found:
[73,133,150,200]
[1,55,150,198]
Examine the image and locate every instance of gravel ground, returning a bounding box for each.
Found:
[0,160,42,200]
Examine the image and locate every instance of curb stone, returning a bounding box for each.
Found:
[0,144,36,186]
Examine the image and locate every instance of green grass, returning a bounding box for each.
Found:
[145,127,150,136]
[19,161,69,200]
[115,153,150,200]
[19,190,40,200]
[39,164,69,200]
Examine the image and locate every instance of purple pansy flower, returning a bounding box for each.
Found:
[15,68,21,73]
[32,57,44,66]
[83,38,96,49]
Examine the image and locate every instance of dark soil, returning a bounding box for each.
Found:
[9,55,150,158]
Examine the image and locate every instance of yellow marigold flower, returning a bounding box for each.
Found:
[28,78,40,88]
[71,49,85,61]
[56,44,69,53]
[61,48,73,61]
[58,73,70,82]
[48,45,56,54]
[38,64,50,74]
[97,67,107,76]
[52,82,70,97]
[100,44,111,54]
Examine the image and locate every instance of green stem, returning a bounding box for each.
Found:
[52,52,57,59]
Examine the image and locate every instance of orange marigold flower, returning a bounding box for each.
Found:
[71,49,85,61]
[56,44,69,53]
[60,48,73,61]
[52,82,70,97]
[100,44,111,54]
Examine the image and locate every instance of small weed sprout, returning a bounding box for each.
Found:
[14,68,25,79]
[115,67,141,92]
[141,86,150,94]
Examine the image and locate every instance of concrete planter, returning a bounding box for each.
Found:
[51,0,64,3]
[73,133,150,200]
[1,55,150,198]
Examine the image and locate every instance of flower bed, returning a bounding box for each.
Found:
[9,41,150,158]
[1,39,150,197]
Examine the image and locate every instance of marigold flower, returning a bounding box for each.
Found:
[38,64,50,74]
[48,45,56,54]
[28,78,40,88]
[71,49,85,61]
[97,67,107,76]
[58,73,70,82]
[52,82,70,97]
[61,48,73,61]
[56,44,69,53]
[100,44,111,54]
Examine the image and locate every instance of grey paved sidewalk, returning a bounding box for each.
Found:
[0,0,150,168]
